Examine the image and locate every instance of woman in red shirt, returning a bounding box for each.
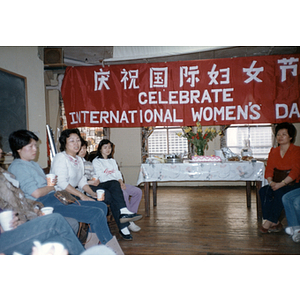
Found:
[259,122,300,233]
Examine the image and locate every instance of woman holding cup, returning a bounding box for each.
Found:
[8,129,124,254]
[77,135,142,240]
[92,139,143,232]
[52,129,142,241]
[0,144,84,255]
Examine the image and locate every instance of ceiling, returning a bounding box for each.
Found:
[42,46,230,68]
[41,46,300,69]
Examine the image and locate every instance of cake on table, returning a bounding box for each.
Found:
[191,155,222,162]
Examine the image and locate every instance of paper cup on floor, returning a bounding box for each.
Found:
[0,210,13,231]
[96,189,105,201]
[41,207,54,216]
[46,174,56,186]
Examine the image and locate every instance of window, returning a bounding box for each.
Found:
[77,127,104,153]
[226,124,273,159]
[148,126,188,155]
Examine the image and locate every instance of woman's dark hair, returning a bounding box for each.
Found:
[78,136,89,159]
[59,128,81,152]
[9,129,39,159]
[96,139,114,159]
[80,137,88,148]
[275,122,297,144]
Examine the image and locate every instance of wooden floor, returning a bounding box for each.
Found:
[110,186,300,255]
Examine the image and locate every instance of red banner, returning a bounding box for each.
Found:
[61,54,300,128]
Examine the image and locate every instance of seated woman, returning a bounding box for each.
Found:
[0,145,84,255]
[259,122,300,233]
[282,188,300,242]
[92,139,142,232]
[53,129,142,241]
[8,129,123,254]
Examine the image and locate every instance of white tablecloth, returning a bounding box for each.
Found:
[137,161,265,185]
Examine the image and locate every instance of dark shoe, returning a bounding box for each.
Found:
[119,230,133,241]
[268,223,283,233]
[259,226,269,234]
[119,213,142,224]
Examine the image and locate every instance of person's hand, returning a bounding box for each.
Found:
[88,179,100,186]
[119,181,126,190]
[34,206,44,216]
[37,210,44,217]
[52,176,58,186]
[271,181,285,191]
[10,212,22,229]
[80,194,95,201]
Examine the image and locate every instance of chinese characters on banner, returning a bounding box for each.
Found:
[61,54,300,128]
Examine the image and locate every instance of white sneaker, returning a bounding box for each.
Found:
[285,226,300,236]
[285,227,293,236]
[292,231,300,243]
[128,222,141,232]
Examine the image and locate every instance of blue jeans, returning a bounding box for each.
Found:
[0,213,85,255]
[282,188,300,227]
[38,192,113,244]
[259,183,300,223]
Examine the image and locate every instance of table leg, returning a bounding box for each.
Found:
[153,182,157,206]
[246,181,251,208]
[256,181,262,221]
[144,182,150,217]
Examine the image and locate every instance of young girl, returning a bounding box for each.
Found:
[93,139,143,232]
[77,138,99,186]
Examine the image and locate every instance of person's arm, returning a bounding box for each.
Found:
[271,176,294,191]
[285,146,300,182]
[81,185,97,199]
[265,148,276,180]
[51,153,72,190]
[31,185,56,198]
[64,183,95,201]
[9,161,46,200]
[92,158,103,181]
[87,178,100,186]
[270,147,300,191]
[112,159,126,189]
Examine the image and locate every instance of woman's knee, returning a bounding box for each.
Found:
[282,193,289,204]
[91,202,108,215]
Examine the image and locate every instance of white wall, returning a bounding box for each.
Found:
[0,46,47,167]
[110,127,142,185]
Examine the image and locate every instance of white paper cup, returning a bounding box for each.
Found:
[46,174,56,186]
[96,189,105,201]
[0,210,14,231]
[92,176,98,181]
[41,207,54,216]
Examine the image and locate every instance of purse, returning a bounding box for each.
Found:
[273,168,295,185]
[54,190,79,205]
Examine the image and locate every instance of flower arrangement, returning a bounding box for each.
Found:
[177,122,222,156]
